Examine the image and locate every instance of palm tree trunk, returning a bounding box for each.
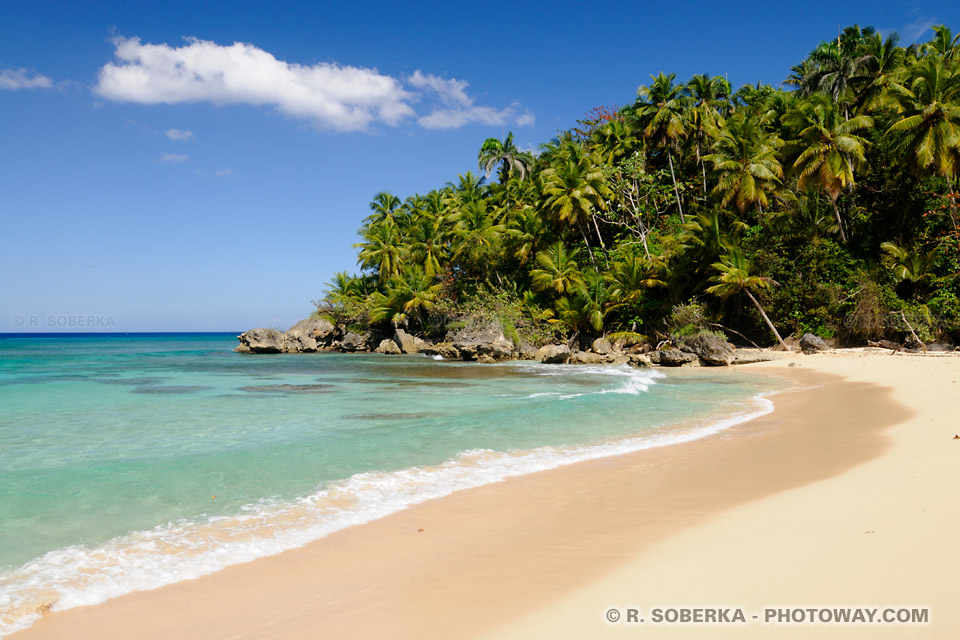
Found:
[745,289,789,350]
[590,215,609,266]
[831,199,848,243]
[577,222,597,268]
[668,152,685,223]
[700,155,708,197]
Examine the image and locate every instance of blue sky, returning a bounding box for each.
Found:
[2,0,957,332]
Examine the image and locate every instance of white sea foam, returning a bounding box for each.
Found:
[0,373,774,637]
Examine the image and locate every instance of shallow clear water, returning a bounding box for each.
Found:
[0,333,783,635]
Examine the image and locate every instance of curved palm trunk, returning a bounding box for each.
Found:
[590,215,609,266]
[831,199,848,243]
[668,152,685,223]
[577,222,597,268]
[745,289,789,350]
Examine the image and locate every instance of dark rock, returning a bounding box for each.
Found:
[653,349,698,367]
[421,342,460,359]
[340,331,369,352]
[518,341,538,360]
[677,332,735,366]
[375,339,402,355]
[236,328,284,354]
[627,353,652,368]
[535,344,570,364]
[799,333,829,354]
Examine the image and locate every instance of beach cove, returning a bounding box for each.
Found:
[10,349,959,639]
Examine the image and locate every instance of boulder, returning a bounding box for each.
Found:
[677,332,735,366]
[236,328,285,354]
[652,348,698,367]
[591,337,614,355]
[732,350,774,365]
[375,339,402,355]
[289,316,337,342]
[394,329,430,354]
[518,341,539,360]
[535,344,570,364]
[476,354,497,364]
[799,333,828,354]
[568,351,608,365]
[627,353,652,368]
[420,342,460,360]
[447,322,516,361]
[340,331,369,352]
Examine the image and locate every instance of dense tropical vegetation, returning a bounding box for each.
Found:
[320,25,960,349]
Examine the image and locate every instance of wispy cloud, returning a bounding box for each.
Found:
[901,14,938,44]
[95,37,533,132]
[214,168,233,177]
[0,68,53,90]
[409,70,535,130]
[155,152,189,164]
[165,128,195,141]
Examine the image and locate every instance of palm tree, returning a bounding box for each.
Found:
[853,31,904,113]
[703,111,784,215]
[505,208,549,265]
[591,118,640,165]
[606,254,665,305]
[364,191,403,225]
[355,222,405,284]
[407,212,451,277]
[706,246,789,349]
[540,149,612,263]
[371,266,442,327]
[881,241,940,297]
[686,74,731,193]
[478,132,535,184]
[530,241,585,295]
[782,93,873,242]
[886,56,960,229]
[636,73,690,221]
[923,25,960,62]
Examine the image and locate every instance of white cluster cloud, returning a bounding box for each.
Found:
[0,68,53,90]
[165,128,195,141]
[96,37,533,132]
[156,152,189,164]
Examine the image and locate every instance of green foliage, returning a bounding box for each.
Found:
[323,24,960,348]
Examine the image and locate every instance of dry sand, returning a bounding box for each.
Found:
[12,350,960,639]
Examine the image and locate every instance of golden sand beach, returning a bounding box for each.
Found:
[13,350,960,639]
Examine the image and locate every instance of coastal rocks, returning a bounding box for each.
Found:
[568,351,609,365]
[535,344,570,364]
[799,333,828,354]
[650,349,698,367]
[627,353,652,367]
[447,322,516,361]
[677,332,735,366]
[236,328,285,354]
[733,350,774,365]
[421,342,460,360]
[591,337,614,355]
[340,331,370,352]
[394,329,429,354]
[375,339,402,355]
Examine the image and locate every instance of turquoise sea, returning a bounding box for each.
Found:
[0,333,783,635]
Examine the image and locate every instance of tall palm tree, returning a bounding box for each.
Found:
[355,222,405,284]
[706,246,789,349]
[540,149,612,262]
[591,118,640,165]
[364,191,403,225]
[530,241,585,295]
[923,25,960,62]
[371,266,442,327]
[478,132,535,184]
[606,254,665,305]
[703,111,784,215]
[636,73,690,221]
[886,56,960,229]
[685,74,731,194]
[854,31,904,113]
[782,93,873,242]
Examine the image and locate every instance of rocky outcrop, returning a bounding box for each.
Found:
[340,331,371,352]
[421,342,460,359]
[591,337,614,355]
[732,350,774,365]
[375,339,402,354]
[394,329,430,354]
[799,333,828,354]
[650,348,698,367]
[236,328,285,354]
[568,351,609,365]
[677,332,735,366]
[447,322,517,361]
[535,344,570,364]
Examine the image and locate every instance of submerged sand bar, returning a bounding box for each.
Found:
[14,351,960,639]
